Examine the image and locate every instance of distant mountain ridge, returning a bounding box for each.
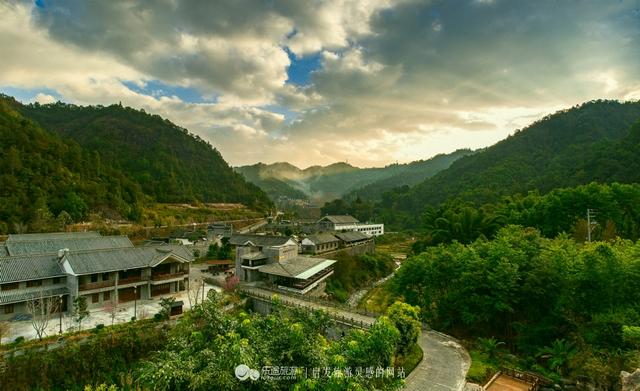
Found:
[324,99,640,228]
[235,150,471,203]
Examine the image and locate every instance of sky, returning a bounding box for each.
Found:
[1,0,639,168]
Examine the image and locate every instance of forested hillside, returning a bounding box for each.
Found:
[0,94,272,233]
[236,149,469,203]
[15,97,271,209]
[325,100,640,229]
[0,98,145,233]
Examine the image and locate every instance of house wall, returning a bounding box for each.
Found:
[0,277,68,321]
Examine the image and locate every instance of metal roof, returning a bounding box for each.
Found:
[335,231,371,243]
[5,235,134,256]
[229,234,296,247]
[258,256,335,280]
[319,215,359,224]
[0,254,65,283]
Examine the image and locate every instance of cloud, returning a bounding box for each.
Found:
[1,0,639,168]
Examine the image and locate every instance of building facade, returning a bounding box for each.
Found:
[232,234,336,295]
[317,215,384,236]
[0,232,193,321]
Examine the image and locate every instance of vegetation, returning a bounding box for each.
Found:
[326,252,396,302]
[388,225,640,387]
[0,94,272,233]
[324,101,640,229]
[236,149,468,204]
[0,294,422,390]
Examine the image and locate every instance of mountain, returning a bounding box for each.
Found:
[345,149,475,201]
[0,96,145,233]
[358,99,640,227]
[14,98,272,209]
[235,150,470,203]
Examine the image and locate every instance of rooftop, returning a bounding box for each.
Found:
[334,231,371,242]
[258,256,336,280]
[3,232,133,256]
[229,234,296,247]
[319,215,360,224]
[303,233,340,245]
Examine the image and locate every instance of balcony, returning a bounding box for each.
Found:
[118,276,146,286]
[151,271,187,282]
[79,279,115,291]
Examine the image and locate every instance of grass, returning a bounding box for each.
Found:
[359,280,398,314]
[466,350,499,384]
[396,342,424,375]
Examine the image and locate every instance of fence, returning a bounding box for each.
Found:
[240,287,375,330]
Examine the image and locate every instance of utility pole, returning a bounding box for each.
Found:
[587,208,597,242]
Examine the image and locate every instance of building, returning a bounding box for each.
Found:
[0,232,193,321]
[317,215,384,236]
[232,234,335,295]
[334,231,374,248]
[301,233,340,254]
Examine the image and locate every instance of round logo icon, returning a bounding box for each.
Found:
[235,364,250,381]
[249,368,260,381]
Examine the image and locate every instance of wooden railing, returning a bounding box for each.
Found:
[118,276,144,285]
[151,271,187,281]
[78,280,115,291]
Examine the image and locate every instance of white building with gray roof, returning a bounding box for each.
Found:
[317,215,384,236]
[0,232,193,321]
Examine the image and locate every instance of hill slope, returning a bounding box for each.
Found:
[0,97,145,233]
[236,150,470,203]
[15,99,271,209]
[373,100,640,226]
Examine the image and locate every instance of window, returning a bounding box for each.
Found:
[52,277,61,284]
[3,304,14,314]
[27,280,42,287]
[103,291,111,301]
[91,274,98,283]
[92,293,99,303]
[102,273,110,281]
[1,282,18,291]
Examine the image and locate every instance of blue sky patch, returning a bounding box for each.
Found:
[122,80,216,104]
[286,50,322,86]
[0,86,61,103]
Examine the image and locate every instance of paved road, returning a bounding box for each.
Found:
[403,330,470,391]
[242,285,470,390]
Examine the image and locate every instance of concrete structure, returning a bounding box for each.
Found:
[317,215,384,236]
[301,233,340,254]
[0,232,193,321]
[232,234,335,295]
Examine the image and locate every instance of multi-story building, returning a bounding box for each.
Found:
[317,215,384,236]
[301,233,341,254]
[0,232,193,321]
[232,234,336,295]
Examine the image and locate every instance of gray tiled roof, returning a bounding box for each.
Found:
[305,233,339,245]
[229,234,295,247]
[5,235,133,256]
[7,232,101,242]
[64,245,194,275]
[335,231,370,243]
[319,215,359,224]
[240,252,268,261]
[0,286,69,305]
[258,256,335,279]
[0,254,65,283]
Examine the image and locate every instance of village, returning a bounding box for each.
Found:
[0,214,384,343]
